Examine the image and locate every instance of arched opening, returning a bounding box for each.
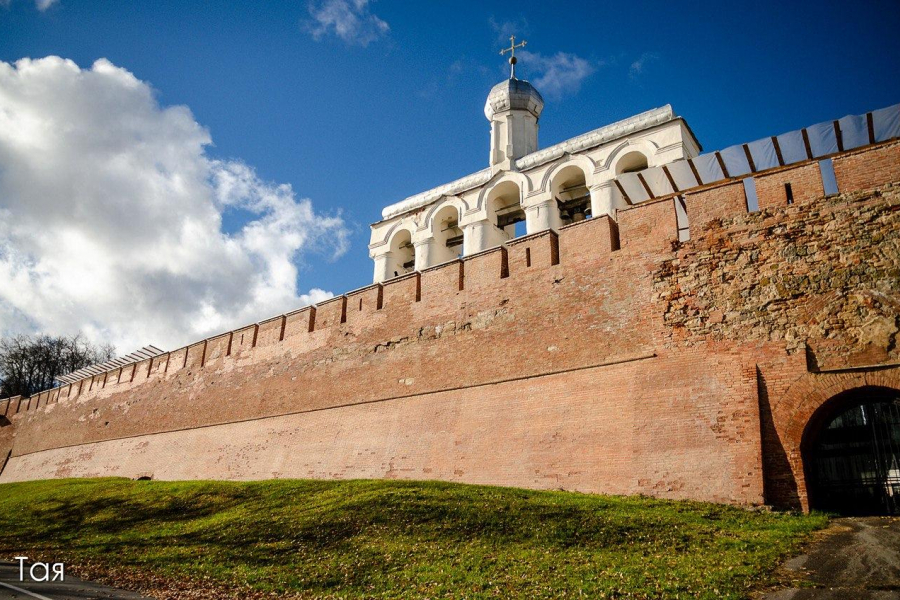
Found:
[802,386,900,515]
[551,165,591,225]
[387,229,415,279]
[430,205,463,263]
[615,150,649,175]
[487,181,526,240]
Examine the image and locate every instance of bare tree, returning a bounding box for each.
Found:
[0,334,115,398]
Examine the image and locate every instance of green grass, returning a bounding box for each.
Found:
[0,478,826,599]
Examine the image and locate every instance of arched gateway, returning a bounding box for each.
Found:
[803,386,900,515]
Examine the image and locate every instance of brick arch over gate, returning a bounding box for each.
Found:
[763,367,900,511]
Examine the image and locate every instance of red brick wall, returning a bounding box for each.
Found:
[0,352,763,506]
[683,181,747,231]
[506,230,559,276]
[617,198,678,252]
[833,141,900,193]
[559,215,619,264]
[755,163,825,209]
[1,141,898,511]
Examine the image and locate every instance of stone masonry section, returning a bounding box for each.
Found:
[1,140,899,512]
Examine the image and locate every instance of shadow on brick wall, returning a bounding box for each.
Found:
[757,368,801,510]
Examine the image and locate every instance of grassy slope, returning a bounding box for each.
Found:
[0,478,826,599]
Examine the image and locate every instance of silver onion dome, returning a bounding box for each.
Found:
[484,77,544,121]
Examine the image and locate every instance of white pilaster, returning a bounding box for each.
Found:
[372,252,392,283]
[463,219,508,255]
[525,199,562,234]
[590,182,623,219]
[413,239,435,271]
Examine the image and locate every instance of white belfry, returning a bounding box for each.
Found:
[369,44,701,283]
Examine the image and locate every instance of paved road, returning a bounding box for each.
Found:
[0,562,152,600]
[766,516,900,600]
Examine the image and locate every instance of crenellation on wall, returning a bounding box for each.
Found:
[182,344,204,370]
[165,348,187,378]
[558,214,619,264]
[755,163,825,210]
[282,307,312,340]
[203,333,231,367]
[421,259,464,298]
[833,140,900,193]
[15,141,900,412]
[229,325,258,357]
[345,284,383,327]
[382,271,420,307]
[617,197,679,252]
[462,246,509,290]
[315,295,347,330]
[506,230,559,275]
[255,316,284,349]
[683,180,747,232]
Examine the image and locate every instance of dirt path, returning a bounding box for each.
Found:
[765,516,900,599]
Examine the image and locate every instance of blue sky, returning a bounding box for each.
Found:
[1,0,899,349]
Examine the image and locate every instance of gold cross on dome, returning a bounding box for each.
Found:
[499,35,527,78]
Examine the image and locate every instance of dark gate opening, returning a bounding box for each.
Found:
[806,387,900,515]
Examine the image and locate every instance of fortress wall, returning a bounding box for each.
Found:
[0,350,763,505]
[1,141,898,509]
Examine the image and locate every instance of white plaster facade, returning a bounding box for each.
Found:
[369,75,702,282]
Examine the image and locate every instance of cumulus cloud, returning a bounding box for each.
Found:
[629,52,660,79]
[306,0,389,47]
[518,50,597,100]
[0,56,348,353]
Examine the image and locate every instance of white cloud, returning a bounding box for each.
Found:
[518,50,597,100]
[629,52,659,79]
[306,0,389,47]
[0,0,59,10]
[0,56,348,353]
[488,16,529,45]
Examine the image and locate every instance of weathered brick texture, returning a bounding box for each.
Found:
[684,180,747,231]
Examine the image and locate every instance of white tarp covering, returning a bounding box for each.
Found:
[692,153,725,185]
[743,178,758,212]
[806,121,838,157]
[776,130,809,164]
[641,166,675,197]
[675,196,689,242]
[618,172,650,203]
[819,159,839,195]
[666,159,699,191]
[719,144,752,177]
[747,137,779,171]
[838,114,869,150]
[872,103,900,142]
